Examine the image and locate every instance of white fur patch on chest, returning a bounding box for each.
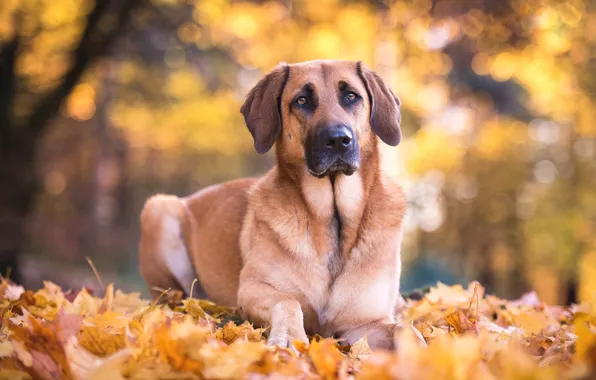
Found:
[333,173,363,223]
[302,175,334,218]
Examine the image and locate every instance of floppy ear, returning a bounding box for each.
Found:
[240,64,290,154]
[357,62,402,146]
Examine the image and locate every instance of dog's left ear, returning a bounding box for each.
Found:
[357,62,402,146]
[240,64,290,154]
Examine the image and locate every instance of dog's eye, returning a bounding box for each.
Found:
[295,96,307,106]
[345,92,358,102]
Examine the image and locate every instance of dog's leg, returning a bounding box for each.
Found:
[237,281,308,349]
[324,224,405,351]
[139,195,198,298]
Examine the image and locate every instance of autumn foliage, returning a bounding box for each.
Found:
[0,279,594,379]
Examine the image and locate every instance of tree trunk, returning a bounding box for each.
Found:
[0,0,141,284]
[0,132,39,283]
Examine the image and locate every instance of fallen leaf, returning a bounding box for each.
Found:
[410,321,429,347]
[78,311,128,356]
[155,318,208,373]
[215,321,263,344]
[11,341,32,367]
[182,298,208,321]
[4,284,24,302]
[199,340,266,379]
[0,341,13,358]
[1,280,592,379]
[445,309,479,334]
[308,339,343,380]
[0,370,32,380]
[349,336,372,359]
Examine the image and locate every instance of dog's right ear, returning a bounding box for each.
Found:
[357,62,402,146]
[240,64,290,154]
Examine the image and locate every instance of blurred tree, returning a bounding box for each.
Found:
[0,0,142,282]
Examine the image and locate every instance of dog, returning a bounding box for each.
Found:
[139,60,406,350]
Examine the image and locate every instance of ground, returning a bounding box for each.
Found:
[0,279,594,379]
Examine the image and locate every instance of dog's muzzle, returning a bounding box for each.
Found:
[306,125,360,177]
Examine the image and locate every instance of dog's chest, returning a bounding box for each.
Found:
[302,222,352,328]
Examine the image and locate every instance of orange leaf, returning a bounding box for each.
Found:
[445,309,478,334]
[308,339,343,380]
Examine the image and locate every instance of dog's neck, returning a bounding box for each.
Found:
[275,142,381,257]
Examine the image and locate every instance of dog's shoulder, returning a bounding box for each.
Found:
[247,168,300,208]
[369,172,407,228]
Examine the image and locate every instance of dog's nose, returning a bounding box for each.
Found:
[323,125,353,154]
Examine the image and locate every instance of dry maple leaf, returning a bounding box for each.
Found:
[355,351,398,380]
[199,340,267,379]
[6,309,82,380]
[573,313,596,373]
[1,279,594,380]
[215,321,264,345]
[182,298,208,321]
[78,311,129,357]
[308,339,343,380]
[155,317,208,373]
[445,309,479,334]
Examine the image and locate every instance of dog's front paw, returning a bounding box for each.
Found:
[267,328,309,355]
[267,300,309,353]
[267,335,293,348]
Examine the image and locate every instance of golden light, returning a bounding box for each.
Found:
[471,53,490,75]
[579,250,596,303]
[194,1,225,26]
[66,83,97,121]
[310,27,341,59]
[537,30,571,55]
[166,70,204,99]
[535,7,559,29]
[240,44,273,69]
[490,52,516,82]
[556,2,583,26]
[226,8,259,39]
[42,0,80,27]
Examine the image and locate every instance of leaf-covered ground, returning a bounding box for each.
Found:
[0,279,595,380]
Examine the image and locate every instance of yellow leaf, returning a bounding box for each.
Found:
[84,349,132,380]
[574,314,596,368]
[199,340,266,379]
[214,321,263,345]
[0,370,32,380]
[11,341,32,367]
[357,352,398,380]
[182,299,208,320]
[510,309,554,335]
[0,341,14,358]
[78,312,128,357]
[445,309,478,334]
[308,339,343,380]
[68,288,101,316]
[155,318,209,373]
[196,299,238,318]
[349,336,373,359]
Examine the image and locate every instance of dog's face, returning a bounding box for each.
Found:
[241,60,401,177]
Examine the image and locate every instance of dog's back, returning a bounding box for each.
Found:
[139,178,255,305]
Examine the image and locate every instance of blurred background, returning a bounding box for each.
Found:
[1,0,595,304]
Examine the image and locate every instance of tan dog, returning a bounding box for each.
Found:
[139,60,406,350]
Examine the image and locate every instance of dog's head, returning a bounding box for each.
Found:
[240,60,401,177]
